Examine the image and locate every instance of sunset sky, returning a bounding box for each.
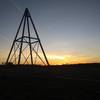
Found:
[0,0,100,65]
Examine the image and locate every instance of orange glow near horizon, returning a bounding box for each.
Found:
[0,51,100,65]
[47,53,100,65]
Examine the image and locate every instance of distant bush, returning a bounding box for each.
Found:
[6,62,13,65]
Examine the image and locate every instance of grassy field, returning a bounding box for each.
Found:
[0,64,100,100]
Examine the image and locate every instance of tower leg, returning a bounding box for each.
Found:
[6,13,24,64]
[18,16,26,64]
[29,16,49,66]
[27,15,33,65]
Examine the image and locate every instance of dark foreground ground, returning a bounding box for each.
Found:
[0,63,100,100]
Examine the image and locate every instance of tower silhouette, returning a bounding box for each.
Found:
[6,8,49,65]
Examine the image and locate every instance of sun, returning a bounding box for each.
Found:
[47,54,72,65]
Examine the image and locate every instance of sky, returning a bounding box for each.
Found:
[0,0,100,65]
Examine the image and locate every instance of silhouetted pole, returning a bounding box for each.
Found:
[6,13,25,64]
[26,13,33,65]
[28,9,49,66]
[18,15,26,64]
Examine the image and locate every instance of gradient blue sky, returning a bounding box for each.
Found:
[0,0,100,64]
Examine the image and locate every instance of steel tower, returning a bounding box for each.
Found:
[6,8,49,65]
